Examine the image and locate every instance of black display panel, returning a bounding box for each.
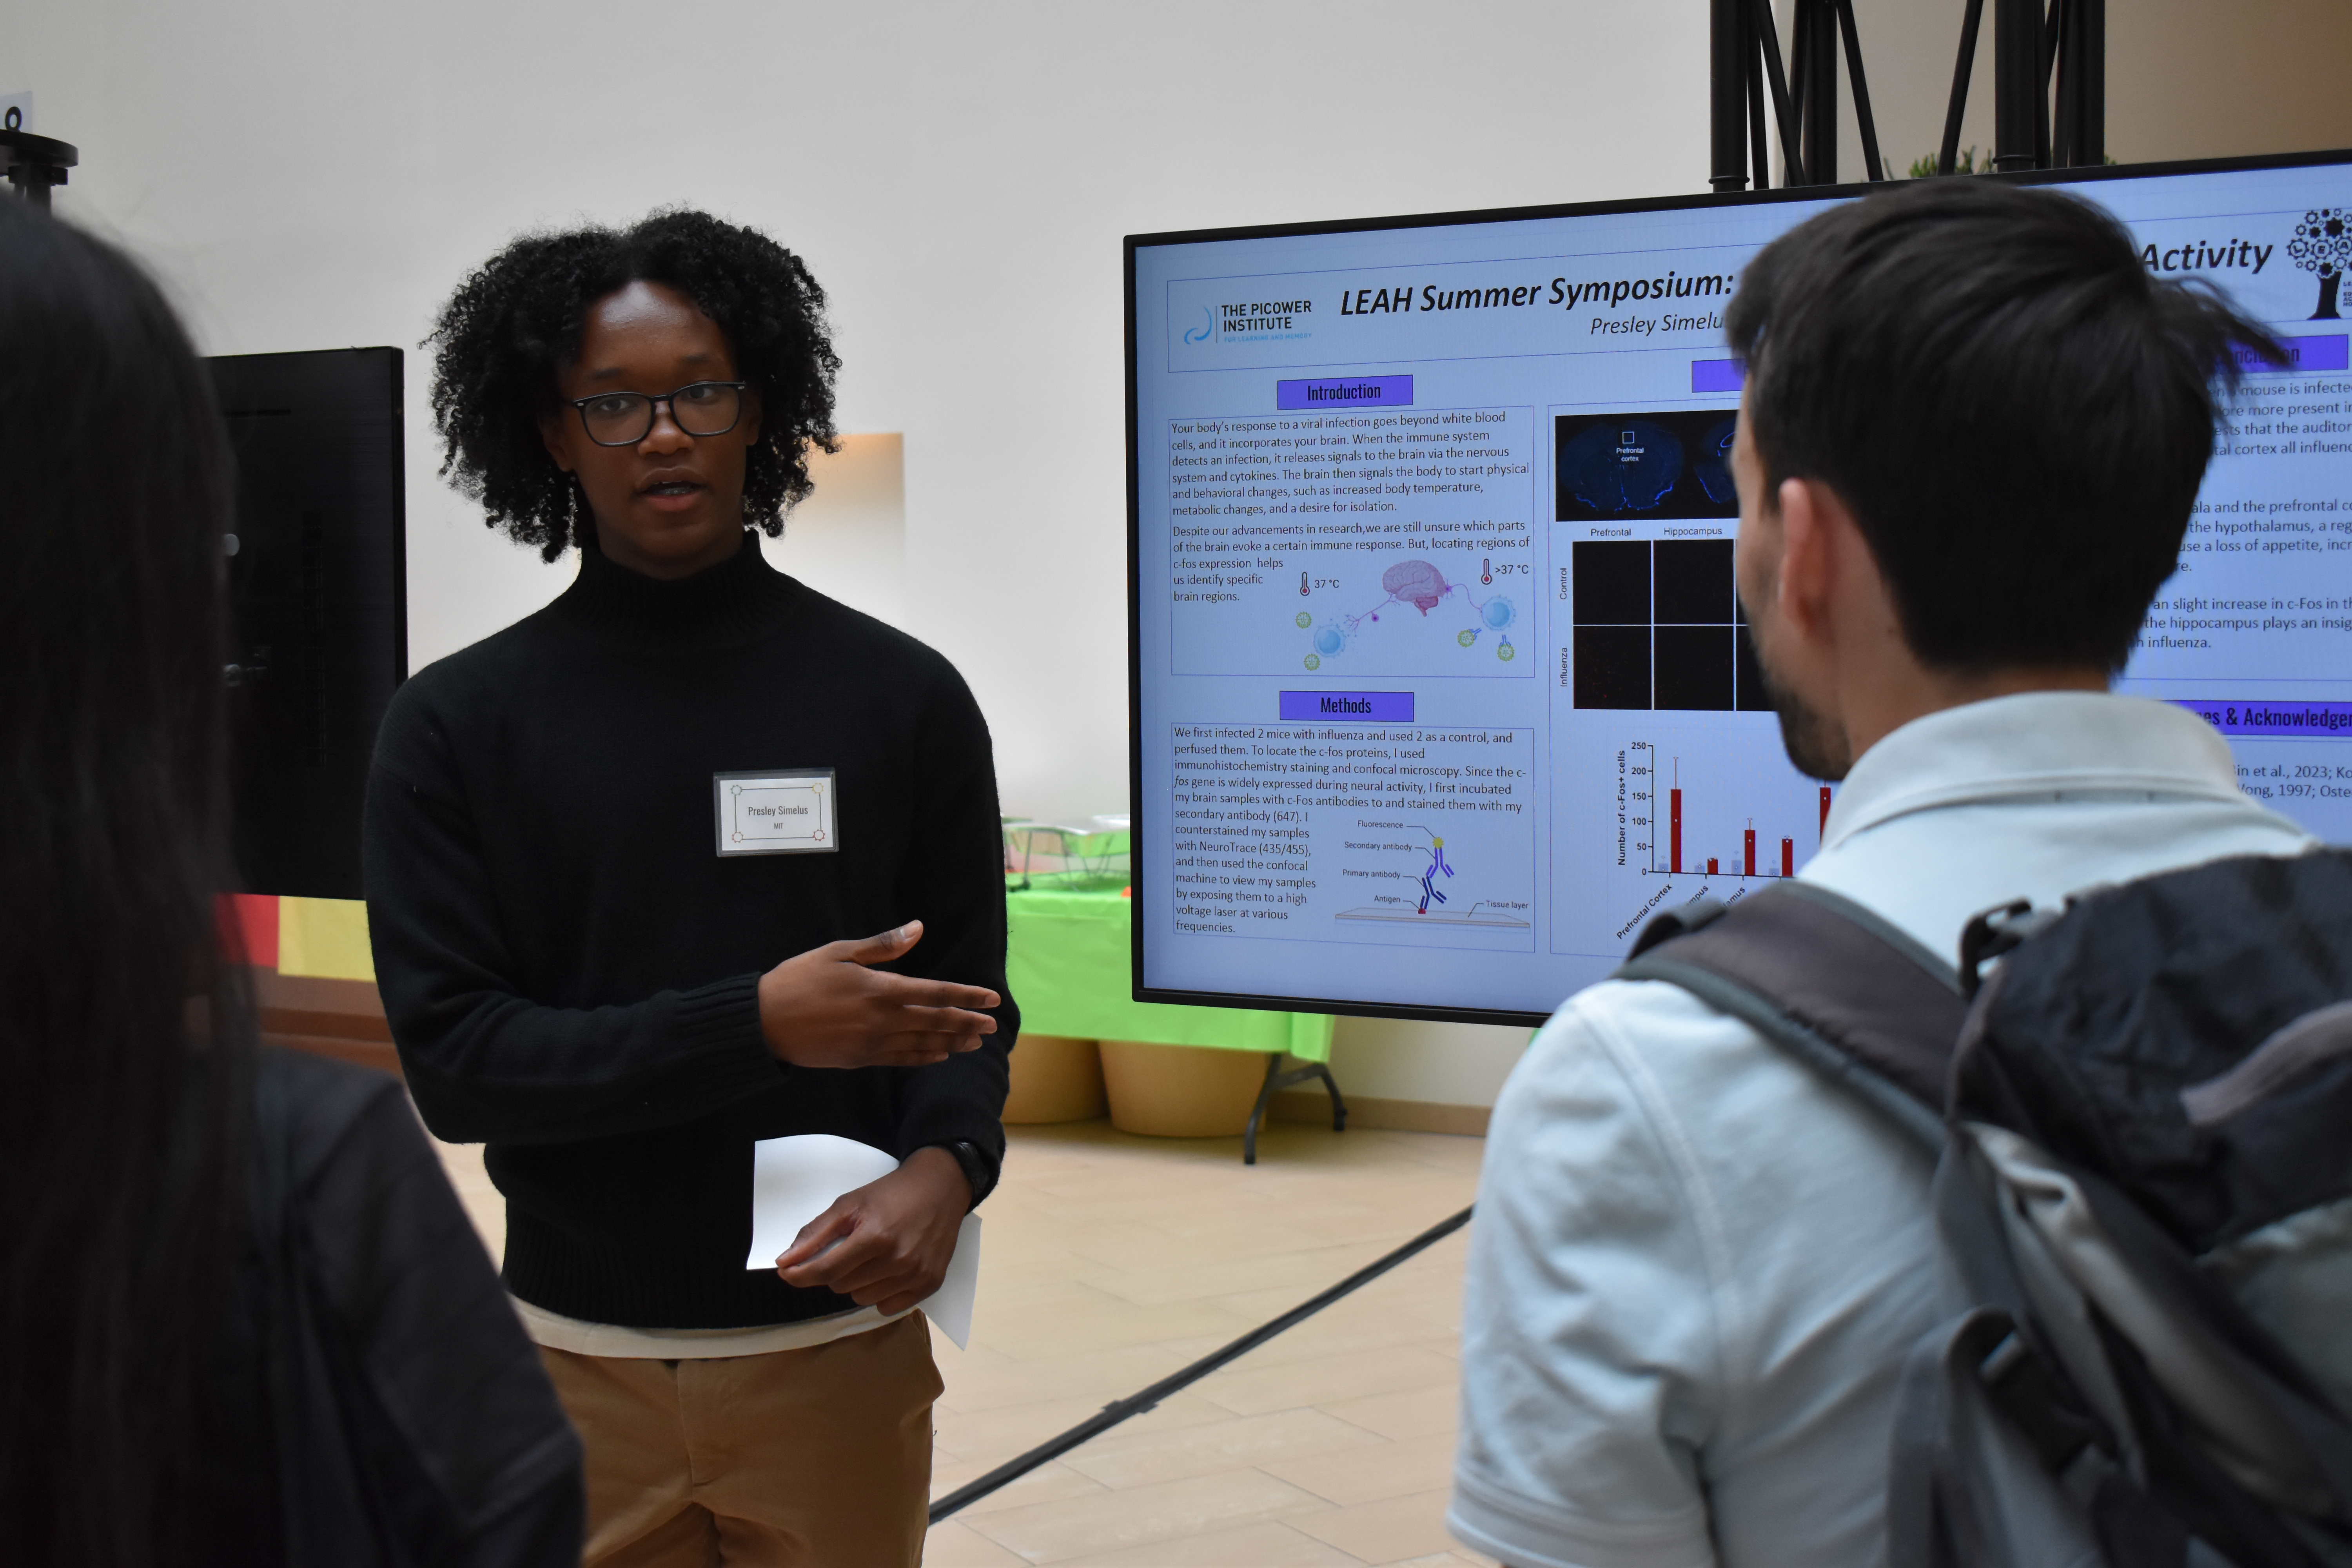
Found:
[208,348,406,900]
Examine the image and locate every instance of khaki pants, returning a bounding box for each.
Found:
[538,1314,941,1568]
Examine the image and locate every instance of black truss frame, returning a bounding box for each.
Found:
[1713,0,2102,191]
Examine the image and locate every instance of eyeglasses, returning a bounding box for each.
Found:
[566,381,748,446]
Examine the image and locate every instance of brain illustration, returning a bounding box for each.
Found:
[1383,559,1449,613]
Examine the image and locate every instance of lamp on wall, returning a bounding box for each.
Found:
[1,107,76,210]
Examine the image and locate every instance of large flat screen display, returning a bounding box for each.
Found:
[1127,151,2352,1025]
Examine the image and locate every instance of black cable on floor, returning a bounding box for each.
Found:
[927,1203,1475,1525]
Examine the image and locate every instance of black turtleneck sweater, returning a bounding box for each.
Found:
[363,532,1015,1329]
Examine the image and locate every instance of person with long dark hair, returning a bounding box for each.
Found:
[0,198,583,1566]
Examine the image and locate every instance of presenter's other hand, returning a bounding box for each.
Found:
[773,1145,968,1314]
[758,920,998,1069]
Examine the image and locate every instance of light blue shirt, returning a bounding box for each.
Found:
[1450,693,2316,1568]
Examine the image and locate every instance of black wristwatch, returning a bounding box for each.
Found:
[931,1139,997,1210]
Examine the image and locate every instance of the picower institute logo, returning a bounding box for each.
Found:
[2290,208,2350,319]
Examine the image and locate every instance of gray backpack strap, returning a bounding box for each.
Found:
[1886,1305,2116,1568]
[1615,882,1966,1150]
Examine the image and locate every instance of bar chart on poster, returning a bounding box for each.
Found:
[1131,152,2352,1023]
[1548,721,1831,954]
[1632,743,1821,884]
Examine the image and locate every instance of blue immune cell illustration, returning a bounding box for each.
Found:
[1561,419,1683,514]
[1693,418,1738,505]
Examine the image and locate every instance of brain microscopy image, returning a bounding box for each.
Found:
[1693,417,1738,505]
[1554,408,1741,522]
[1558,420,1683,515]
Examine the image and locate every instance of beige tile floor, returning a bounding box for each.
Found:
[432,1117,1497,1568]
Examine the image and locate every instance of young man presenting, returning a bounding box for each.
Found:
[1450,180,2311,1566]
[368,211,1014,1566]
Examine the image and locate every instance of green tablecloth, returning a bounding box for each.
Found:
[1005,886,1334,1063]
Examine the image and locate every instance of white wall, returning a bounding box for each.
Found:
[8,1,1710,1109]
[1326,1016,1531,1110]
[2,0,1708,830]
[11,1,2343,1109]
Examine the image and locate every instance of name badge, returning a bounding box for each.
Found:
[714,769,837,856]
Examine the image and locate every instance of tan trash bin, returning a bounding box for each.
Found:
[1002,1033,1108,1124]
[1098,1040,1268,1138]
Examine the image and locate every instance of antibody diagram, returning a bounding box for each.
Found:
[1414,831,1453,914]
[1299,557,1517,667]
[1333,824,1532,931]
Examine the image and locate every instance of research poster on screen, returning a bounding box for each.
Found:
[1131,163,2352,1019]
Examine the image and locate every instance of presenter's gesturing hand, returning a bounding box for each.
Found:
[758,920,999,1068]
[773,1147,968,1314]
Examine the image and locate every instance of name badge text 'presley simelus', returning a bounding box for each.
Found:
[714,769,838,856]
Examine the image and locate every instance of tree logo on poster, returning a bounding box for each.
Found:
[2291,209,2350,320]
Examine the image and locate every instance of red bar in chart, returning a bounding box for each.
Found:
[1651,753,1819,882]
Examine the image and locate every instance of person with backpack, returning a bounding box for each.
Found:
[0,193,582,1564]
[1449,178,2349,1568]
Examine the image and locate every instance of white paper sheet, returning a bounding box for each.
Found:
[743,1134,982,1350]
[924,1213,982,1350]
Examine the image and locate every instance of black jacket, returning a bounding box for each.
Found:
[190,1047,583,1566]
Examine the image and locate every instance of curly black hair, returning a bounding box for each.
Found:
[427,209,840,561]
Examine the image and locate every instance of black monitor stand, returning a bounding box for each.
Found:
[0,108,76,210]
